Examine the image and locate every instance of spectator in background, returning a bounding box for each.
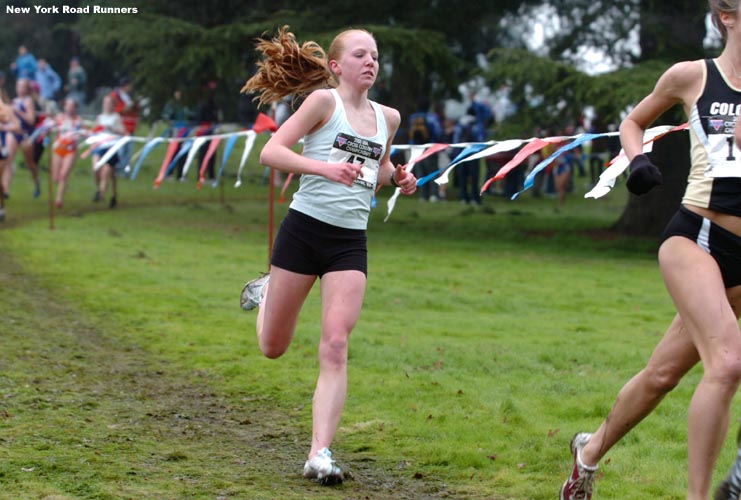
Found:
[467,96,493,133]
[109,76,139,168]
[407,97,442,202]
[162,89,191,124]
[162,89,192,179]
[530,127,552,198]
[66,57,87,106]
[10,45,37,80]
[110,76,138,134]
[553,142,572,207]
[454,107,485,206]
[34,58,61,102]
[427,102,448,201]
[195,82,220,180]
[561,122,585,178]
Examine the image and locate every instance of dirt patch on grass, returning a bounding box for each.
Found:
[0,250,458,499]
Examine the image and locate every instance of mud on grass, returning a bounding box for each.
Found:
[0,250,456,499]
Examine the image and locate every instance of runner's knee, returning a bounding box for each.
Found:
[705,352,741,388]
[643,363,684,394]
[260,340,288,359]
[258,327,292,359]
[318,335,348,369]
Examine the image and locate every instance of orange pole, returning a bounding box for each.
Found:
[48,144,54,230]
[267,167,274,268]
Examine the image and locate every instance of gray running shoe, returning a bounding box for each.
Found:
[303,447,343,485]
[715,425,741,500]
[239,273,269,311]
[560,432,598,500]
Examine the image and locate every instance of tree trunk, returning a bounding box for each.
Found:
[612,131,689,237]
[614,1,706,237]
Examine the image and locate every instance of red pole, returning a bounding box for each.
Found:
[267,167,274,268]
[48,145,54,230]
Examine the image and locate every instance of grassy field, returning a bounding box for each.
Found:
[0,146,739,499]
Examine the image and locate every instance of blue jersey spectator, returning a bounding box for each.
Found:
[11,45,37,80]
[408,97,443,201]
[468,99,493,132]
[453,108,486,206]
[35,59,61,101]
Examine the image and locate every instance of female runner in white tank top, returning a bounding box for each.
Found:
[239,27,417,484]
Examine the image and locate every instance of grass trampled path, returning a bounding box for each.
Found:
[0,250,454,499]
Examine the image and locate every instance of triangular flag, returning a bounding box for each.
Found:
[252,113,278,134]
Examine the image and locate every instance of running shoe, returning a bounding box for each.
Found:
[560,432,598,500]
[33,181,40,199]
[109,196,117,209]
[240,273,269,311]
[303,447,343,485]
[715,425,741,500]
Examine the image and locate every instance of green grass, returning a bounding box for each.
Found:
[0,149,738,499]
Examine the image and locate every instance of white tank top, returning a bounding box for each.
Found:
[289,89,388,230]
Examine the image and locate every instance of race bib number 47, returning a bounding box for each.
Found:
[327,133,383,189]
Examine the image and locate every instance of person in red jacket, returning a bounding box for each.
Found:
[109,76,139,167]
[109,76,138,134]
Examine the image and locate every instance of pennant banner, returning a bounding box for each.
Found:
[181,136,209,179]
[197,138,222,189]
[95,136,132,171]
[214,134,240,188]
[513,133,603,199]
[436,140,523,186]
[584,123,689,199]
[480,137,561,194]
[420,143,489,186]
[27,114,689,214]
[384,146,428,222]
[131,137,165,180]
[234,131,258,188]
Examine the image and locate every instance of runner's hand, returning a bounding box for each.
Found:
[325,162,363,186]
[626,154,662,195]
[394,164,417,195]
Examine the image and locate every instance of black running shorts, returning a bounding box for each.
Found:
[661,205,741,288]
[271,209,368,277]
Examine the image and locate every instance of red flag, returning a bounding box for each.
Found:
[252,113,278,134]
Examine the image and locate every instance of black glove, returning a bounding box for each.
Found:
[626,154,662,195]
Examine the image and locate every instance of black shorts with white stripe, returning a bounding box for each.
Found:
[661,205,741,288]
